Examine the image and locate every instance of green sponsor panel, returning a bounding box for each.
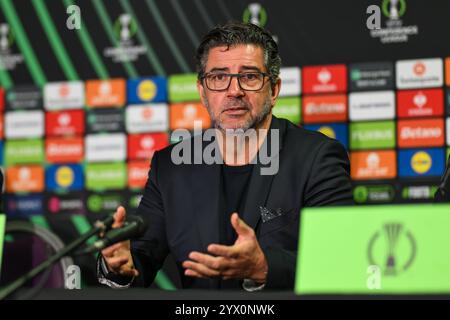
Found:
[168,73,200,102]
[350,121,395,150]
[273,97,301,124]
[85,163,126,191]
[402,185,439,201]
[447,148,450,161]
[0,214,5,275]
[5,139,44,165]
[296,204,450,294]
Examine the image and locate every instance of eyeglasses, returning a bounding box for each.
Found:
[201,72,270,91]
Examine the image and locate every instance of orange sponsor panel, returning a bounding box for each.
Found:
[128,161,150,189]
[86,79,126,107]
[170,102,211,130]
[6,165,45,192]
[397,118,444,148]
[350,150,397,180]
[46,137,84,163]
[302,94,347,123]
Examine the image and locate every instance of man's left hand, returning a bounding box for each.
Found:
[182,212,268,283]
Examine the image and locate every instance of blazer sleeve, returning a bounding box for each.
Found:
[303,138,353,207]
[129,150,170,287]
[263,138,353,290]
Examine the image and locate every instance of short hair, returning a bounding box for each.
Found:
[195,21,281,86]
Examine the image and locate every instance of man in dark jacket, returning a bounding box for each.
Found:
[98,21,353,291]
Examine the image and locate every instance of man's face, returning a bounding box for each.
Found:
[198,44,281,131]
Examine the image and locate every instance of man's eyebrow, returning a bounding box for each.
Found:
[240,66,262,72]
[207,67,229,73]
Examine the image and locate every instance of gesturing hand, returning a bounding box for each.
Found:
[182,213,268,283]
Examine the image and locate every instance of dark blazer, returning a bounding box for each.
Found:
[129,116,353,290]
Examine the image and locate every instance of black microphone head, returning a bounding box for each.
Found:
[126,214,148,237]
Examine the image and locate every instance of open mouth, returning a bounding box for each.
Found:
[222,107,249,116]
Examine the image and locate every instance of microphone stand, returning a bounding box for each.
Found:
[0,215,113,300]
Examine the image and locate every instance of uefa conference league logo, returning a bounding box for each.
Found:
[368,223,416,276]
[366,0,419,43]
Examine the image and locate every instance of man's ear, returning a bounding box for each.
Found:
[270,77,281,106]
[197,79,207,107]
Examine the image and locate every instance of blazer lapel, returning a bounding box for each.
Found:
[241,116,286,231]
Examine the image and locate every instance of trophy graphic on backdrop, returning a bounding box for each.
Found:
[248,3,262,26]
[0,24,10,52]
[389,0,400,20]
[119,14,132,42]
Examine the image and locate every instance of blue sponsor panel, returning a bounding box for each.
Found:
[304,123,348,149]
[127,77,168,104]
[46,164,84,191]
[398,148,445,177]
[5,193,44,217]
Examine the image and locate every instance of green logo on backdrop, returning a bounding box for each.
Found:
[350,121,395,150]
[368,223,416,276]
[168,74,200,102]
[272,97,301,124]
[382,0,407,19]
[5,139,44,166]
[351,69,361,81]
[354,185,395,203]
[86,163,126,191]
[88,193,123,213]
[242,3,268,27]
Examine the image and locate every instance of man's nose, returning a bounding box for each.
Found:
[227,76,245,97]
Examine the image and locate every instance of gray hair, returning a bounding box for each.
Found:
[195,21,281,87]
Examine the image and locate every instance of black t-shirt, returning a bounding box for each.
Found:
[221,163,254,245]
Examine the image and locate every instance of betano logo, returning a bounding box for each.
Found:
[397,119,444,148]
[46,137,84,163]
[302,95,347,123]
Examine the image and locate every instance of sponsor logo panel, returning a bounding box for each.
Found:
[349,91,395,121]
[168,74,200,102]
[350,150,397,180]
[304,123,348,149]
[396,58,443,89]
[279,67,301,97]
[348,62,394,91]
[85,133,127,162]
[397,89,443,118]
[6,165,45,193]
[398,148,445,177]
[302,64,347,94]
[46,137,84,163]
[44,81,84,110]
[125,104,169,133]
[350,121,395,150]
[302,94,347,123]
[170,102,211,130]
[5,110,44,139]
[85,163,127,191]
[397,118,444,148]
[46,164,84,191]
[86,79,126,107]
[273,97,301,124]
[127,77,167,103]
[128,132,168,160]
[5,139,44,165]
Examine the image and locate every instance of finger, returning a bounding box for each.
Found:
[101,242,125,258]
[207,244,239,259]
[231,213,253,237]
[112,206,126,228]
[105,256,129,269]
[188,251,230,271]
[182,260,220,278]
[184,269,205,278]
[119,267,139,278]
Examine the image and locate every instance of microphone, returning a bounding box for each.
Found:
[435,155,450,202]
[78,215,148,254]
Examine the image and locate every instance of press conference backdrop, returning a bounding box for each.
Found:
[1,0,450,289]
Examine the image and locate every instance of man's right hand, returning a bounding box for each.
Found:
[101,206,139,277]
